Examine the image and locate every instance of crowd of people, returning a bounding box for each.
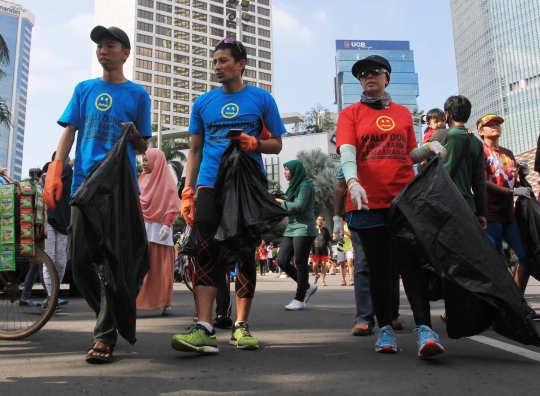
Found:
[5,24,532,365]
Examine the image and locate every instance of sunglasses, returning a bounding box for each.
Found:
[357,68,388,79]
[216,38,244,55]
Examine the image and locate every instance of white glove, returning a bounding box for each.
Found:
[159,225,171,241]
[518,161,529,176]
[348,181,369,211]
[513,187,531,198]
[426,141,447,158]
[333,216,344,241]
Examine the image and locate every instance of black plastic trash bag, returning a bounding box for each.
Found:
[514,174,540,281]
[388,156,540,346]
[214,141,288,252]
[70,123,150,344]
[179,225,198,256]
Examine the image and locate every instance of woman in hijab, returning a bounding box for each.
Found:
[276,160,318,310]
[136,148,181,316]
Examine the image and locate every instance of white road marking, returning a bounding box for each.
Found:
[468,335,540,362]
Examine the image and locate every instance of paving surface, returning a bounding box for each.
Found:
[1,273,539,395]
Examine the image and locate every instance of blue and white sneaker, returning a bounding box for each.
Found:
[413,325,445,358]
[305,283,318,304]
[374,325,397,353]
[285,299,306,311]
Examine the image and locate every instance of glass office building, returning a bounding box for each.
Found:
[449,0,540,154]
[335,40,421,143]
[0,1,34,180]
[93,0,274,129]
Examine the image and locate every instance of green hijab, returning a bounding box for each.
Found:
[284,160,315,200]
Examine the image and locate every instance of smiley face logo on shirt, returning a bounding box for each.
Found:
[221,103,239,119]
[376,116,395,132]
[95,93,113,111]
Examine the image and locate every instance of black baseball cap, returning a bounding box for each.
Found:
[90,26,131,49]
[351,55,391,79]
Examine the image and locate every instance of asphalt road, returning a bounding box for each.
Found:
[1,274,539,396]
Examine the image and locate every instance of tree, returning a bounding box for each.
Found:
[161,139,186,183]
[0,34,11,130]
[296,148,336,214]
[261,218,288,247]
[301,103,336,134]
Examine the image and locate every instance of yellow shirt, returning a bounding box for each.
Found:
[334,223,353,252]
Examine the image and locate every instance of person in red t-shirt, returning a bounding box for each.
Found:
[422,108,446,144]
[258,240,268,276]
[476,114,532,294]
[336,55,447,358]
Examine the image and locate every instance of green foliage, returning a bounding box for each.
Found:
[261,218,288,247]
[296,148,336,215]
[301,103,336,133]
[0,34,12,130]
[161,140,186,183]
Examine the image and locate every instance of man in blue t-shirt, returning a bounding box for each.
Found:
[43,26,151,364]
[172,38,286,354]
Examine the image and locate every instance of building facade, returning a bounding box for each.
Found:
[334,40,421,143]
[0,0,34,180]
[93,0,274,130]
[449,0,540,154]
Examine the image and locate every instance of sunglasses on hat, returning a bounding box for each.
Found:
[216,38,244,55]
[357,68,389,79]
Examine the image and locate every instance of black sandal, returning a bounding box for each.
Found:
[86,345,114,364]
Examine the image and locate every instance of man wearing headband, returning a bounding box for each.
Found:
[173,38,286,354]
[44,26,151,364]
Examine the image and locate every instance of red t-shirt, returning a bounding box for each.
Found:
[422,128,435,144]
[336,102,417,212]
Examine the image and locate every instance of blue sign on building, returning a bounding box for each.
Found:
[336,40,410,51]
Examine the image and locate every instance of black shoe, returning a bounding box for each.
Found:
[213,315,233,329]
[43,296,61,313]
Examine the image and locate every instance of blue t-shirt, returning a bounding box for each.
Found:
[188,85,286,187]
[58,78,151,194]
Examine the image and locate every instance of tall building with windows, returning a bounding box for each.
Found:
[449,0,540,154]
[334,40,421,143]
[93,0,274,129]
[0,0,34,180]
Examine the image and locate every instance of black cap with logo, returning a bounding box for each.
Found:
[90,26,131,49]
[351,55,391,80]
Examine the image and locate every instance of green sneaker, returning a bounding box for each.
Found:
[229,322,259,350]
[171,324,219,354]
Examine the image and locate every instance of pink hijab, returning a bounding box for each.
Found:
[138,148,181,222]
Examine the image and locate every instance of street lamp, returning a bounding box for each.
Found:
[411,108,425,145]
[226,0,251,41]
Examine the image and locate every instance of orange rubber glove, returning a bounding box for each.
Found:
[230,133,258,152]
[181,187,196,227]
[43,159,64,210]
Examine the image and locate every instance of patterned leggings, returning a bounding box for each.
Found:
[194,188,257,298]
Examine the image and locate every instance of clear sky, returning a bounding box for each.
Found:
[18,0,458,177]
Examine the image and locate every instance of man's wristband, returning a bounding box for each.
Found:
[255,140,262,153]
[509,188,514,195]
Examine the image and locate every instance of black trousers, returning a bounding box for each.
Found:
[277,236,316,302]
[355,226,431,328]
[69,206,117,346]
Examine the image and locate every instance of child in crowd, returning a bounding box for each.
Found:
[422,108,446,144]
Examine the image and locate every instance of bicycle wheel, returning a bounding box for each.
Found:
[182,256,194,293]
[0,246,60,340]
